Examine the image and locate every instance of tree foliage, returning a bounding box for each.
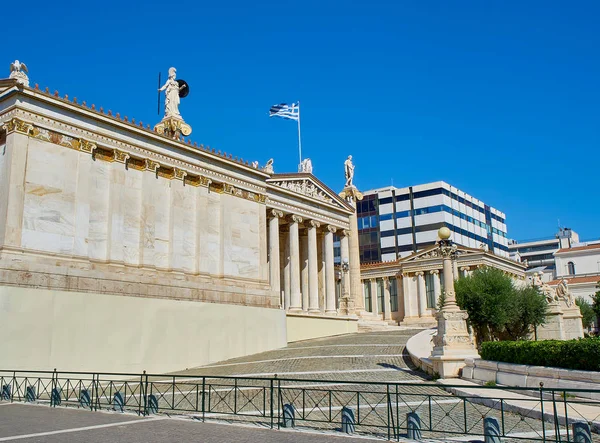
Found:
[575,296,595,330]
[454,267,548,346]
[593,282,600,324]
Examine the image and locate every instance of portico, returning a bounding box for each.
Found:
[360,244,526,326]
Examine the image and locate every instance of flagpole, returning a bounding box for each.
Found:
[297,101,302,169]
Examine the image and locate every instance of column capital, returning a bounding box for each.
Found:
[460,266,470,271]
[415,271,425,277]
[430,269,440,275]
[402,272,411,278]
[289,214,303,224]
[270,209,284,219]
[309,220,321,228]
[341,229,351,237]
[326,225,337,234]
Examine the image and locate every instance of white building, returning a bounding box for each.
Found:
[549,243,600,304]
[356,181,509,262]
[508,228,579,279]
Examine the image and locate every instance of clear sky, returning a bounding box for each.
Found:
[5,1,599,242]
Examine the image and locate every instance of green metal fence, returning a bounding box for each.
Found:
[1,369,599,442]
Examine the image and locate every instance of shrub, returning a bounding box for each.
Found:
[480,338,600,371]
[576,297,595,329]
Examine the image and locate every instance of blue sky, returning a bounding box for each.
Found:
[5,1,599,241]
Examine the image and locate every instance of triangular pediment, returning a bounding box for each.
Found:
[400,244,485,262]
[268,173,352,212]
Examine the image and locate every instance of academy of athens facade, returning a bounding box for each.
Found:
[0,68,362,373]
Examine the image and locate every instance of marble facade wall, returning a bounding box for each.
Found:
[0,121,272,307]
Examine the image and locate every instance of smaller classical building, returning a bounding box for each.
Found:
[359,244,525,326]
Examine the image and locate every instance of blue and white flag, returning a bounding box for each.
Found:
[269,103,299,121]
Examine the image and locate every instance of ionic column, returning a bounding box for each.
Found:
[432,269,441,309]
[300,230,309,312]
[416,271,427,317]
[383,277,392,320]
[460,266,471,278]
[402,273,413,319]
[268,210,283,304]
[288,215,303,312]
[369,279,379,316]
[308,220,320,313]
[324,225,337,314]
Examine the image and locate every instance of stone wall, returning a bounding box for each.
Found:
[0,286,287,373]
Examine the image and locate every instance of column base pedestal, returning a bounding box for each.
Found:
[430,309,479,378]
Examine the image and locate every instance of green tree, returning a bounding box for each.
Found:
[576,297,595,330]
[593,283,600,321]
[454,267,547,347]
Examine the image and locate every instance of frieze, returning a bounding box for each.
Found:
[271,179,334,204]
[10,118,268,205]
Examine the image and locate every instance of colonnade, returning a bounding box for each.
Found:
[268,209,350,314]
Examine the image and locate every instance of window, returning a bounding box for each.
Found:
[389,277,398,312]
[567,261,576,275]
[425,273,436,308]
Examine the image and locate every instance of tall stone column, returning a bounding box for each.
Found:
[339,187,364,314]
[282,231,291,310]
[324,225,337,314]
[369,279,378,316]
[453,260,459,281]
[432,269,441,308]
[308,220,320,313]
[338,230,354,315]
[460,266,470,278]
[300,230,309,312]
[402,273,413,320]
[416,272,427,317]
[288,215,303,312]
[430,227,479,378]
[383,277,392,320]
[268,210,283,305]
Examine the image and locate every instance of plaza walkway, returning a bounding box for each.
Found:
[174,328,428,383]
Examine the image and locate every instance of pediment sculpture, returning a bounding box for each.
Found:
[270,179,334,204]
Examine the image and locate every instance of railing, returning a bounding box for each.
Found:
[1,369,599,442]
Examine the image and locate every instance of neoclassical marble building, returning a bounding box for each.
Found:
[0,64,361,372]
[359,244,527,326]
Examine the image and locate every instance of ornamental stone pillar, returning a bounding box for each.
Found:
[268,210,283,304]
[308,220,320,313]
[453,260,459,281]
[383,277,392,320]
[288,215,303,312]
[432,269,441,308]
[324,225,337,314]
[338,230,354,315]
[416,271,427,317]
[430,227,479,378]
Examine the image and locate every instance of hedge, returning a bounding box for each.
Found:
[480,338,600,372]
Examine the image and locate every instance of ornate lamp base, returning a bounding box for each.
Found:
[154,116,192,140]
[430,309,480,378]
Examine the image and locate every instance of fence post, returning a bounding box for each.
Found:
[140,371,146,416]
[202,377,206,422]
[269,378,274,429]
[51,368,57,408]
[539,382,546,442]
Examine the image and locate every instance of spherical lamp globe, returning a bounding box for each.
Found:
[438,226,451,240]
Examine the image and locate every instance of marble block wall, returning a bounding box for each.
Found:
[0,135,271,307]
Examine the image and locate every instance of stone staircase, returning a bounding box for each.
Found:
[357,318,408,333]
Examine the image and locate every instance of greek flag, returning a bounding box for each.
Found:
[269,103,299,121]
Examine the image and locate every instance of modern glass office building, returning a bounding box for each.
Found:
[356,181,509,262]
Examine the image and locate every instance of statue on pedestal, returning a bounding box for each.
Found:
[154,66,192,139]
[300,158,313,173]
